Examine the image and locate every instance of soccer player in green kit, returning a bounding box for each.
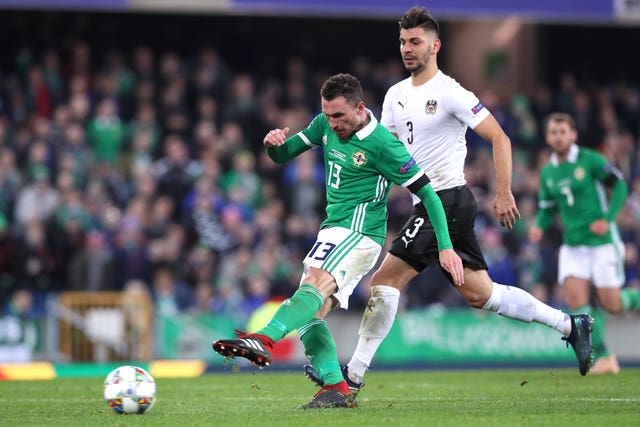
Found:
[213,73,464,408]
[529,112,640,374]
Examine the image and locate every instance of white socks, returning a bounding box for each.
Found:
[347,285,400,381]
[347,282,572,384]
[482,282,571,336]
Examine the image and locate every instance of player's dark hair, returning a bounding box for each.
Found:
[399,6,440,36]
[545,112,576,132]
[320,73,363,107]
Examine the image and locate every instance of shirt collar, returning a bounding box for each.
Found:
[354,109,378,140]
[550,143,579,166]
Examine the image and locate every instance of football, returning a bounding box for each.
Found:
[103,365,156,414]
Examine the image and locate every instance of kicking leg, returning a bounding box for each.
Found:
[213,268,332,366]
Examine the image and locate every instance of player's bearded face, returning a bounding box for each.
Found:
[400,28,434,73]
[546,121,577,155]
[322,97,365,140]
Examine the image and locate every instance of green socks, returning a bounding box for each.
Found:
[621,288,640,311]
[257,284,324,342]
[299,318,343,385]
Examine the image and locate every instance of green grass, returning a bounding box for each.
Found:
[1,368,639,427]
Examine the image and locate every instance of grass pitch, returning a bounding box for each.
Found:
[1,368,638,427]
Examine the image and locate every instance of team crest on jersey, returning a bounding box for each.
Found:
[425,99,438,114]
[352,150,367,167]
[574,166,586,181]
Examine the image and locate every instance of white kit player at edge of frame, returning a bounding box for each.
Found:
[303,6,595,393]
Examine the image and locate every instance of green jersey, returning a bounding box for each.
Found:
[268,112,425,246]
[536,144,626,246]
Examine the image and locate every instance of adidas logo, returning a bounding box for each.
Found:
[241,338,266,351]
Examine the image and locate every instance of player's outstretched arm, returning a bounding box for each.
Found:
[264,127,311,163]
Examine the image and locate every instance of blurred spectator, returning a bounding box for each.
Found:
[25,65,52,119]
[67,90,91,123]
[126,102,161,155]
[220,149,263,209]
[185,188,235,255]
[0,288,38,362]
[48,188,91,285]
[66,40,94,83]
[0,147,22,221]
[151,266,194,316]
[196,95,219,124]
[42,49,65,107]
[239,274,271,318]
[530,84,554,133]
[572,88,604,149]
[184,246,217,288]
[192,281,224,314]
[147,223,186,270]
[283,149,324,220]
[193,47,231,103]
[105,50,136,108]
[131,45,155,81]
[14,219,56,292]
[68,230,115,291]
[482,227,518,287]
[624,243,639,290]
[86,97,126,165]
[146,195,174,238]
[14,166,59,226]
[0,213,18,301]
[223,74,267,143]
[112,196,150,286]
[216,121,248,167]
[192,119,217,158]
[154,134,202,213]
[509,94,538,151]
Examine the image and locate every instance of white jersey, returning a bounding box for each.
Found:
[381,70,490,202]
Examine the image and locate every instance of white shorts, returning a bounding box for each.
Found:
[558,243,625,288]
[301,227,382,309]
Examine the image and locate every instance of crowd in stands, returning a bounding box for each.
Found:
[1,27,639,326]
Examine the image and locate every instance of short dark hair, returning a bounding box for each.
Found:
[399,6,440,36]
[320,73,363,107]
[545,112,576,132]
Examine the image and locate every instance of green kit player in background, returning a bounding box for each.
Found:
[529,112,640,374]
[213,73,464,408]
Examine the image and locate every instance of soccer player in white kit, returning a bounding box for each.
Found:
[304,7,595,391]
